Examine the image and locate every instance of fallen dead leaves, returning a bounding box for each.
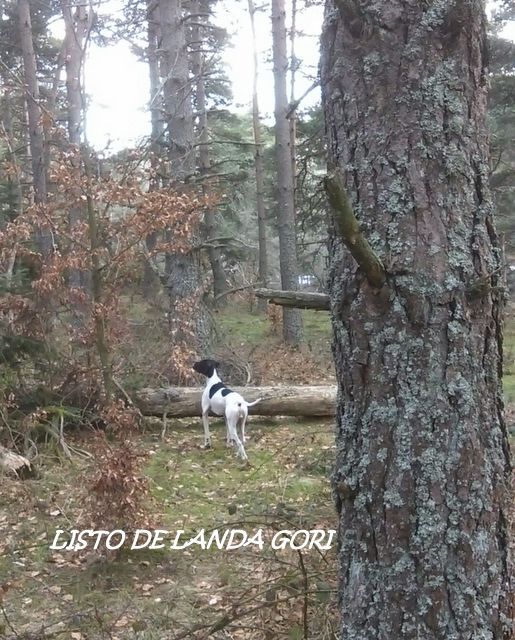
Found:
[0,421,337,639]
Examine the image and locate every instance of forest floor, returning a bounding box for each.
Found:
[0,305,338,640]
[1,303,514,640]
[0,419,338,640]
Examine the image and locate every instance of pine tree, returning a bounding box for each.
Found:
[321,1,513,636]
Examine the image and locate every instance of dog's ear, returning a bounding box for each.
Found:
[192,361,202,374]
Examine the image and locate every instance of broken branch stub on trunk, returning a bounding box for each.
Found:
[325,172,386,289]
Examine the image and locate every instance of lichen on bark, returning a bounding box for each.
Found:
[321,0,513,638]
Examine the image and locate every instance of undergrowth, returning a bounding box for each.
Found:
[0,419,339,640]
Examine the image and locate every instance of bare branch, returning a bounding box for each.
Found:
[286,80,319,119]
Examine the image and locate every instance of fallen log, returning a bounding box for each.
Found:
[0,444,32,478]
[134,385,336,418]
[254,288,330,311]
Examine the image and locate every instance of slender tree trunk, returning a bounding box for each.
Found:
[61,1,87,147]
[321,1,513,638]
[248,0,269,310]
[271,0,303,345]
[17,0,52,255]
[61,0,90,308]
[289,0,297,196]
[159,0,211,355]
[83,151,113,399]
[190,0,228,302]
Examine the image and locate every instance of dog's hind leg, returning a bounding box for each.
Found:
[240,415,247,444]
[226,411,247,460]
[225,416,234,447]
[231,427,247,460]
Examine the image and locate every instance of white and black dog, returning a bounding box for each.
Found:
[192,359,261,460]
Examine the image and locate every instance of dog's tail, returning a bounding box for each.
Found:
[245,398,262,408]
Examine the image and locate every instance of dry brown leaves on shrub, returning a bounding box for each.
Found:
[82,432,155,534]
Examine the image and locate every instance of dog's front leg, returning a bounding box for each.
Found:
[201,411,212,449]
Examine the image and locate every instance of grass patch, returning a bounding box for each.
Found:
[146,420,333,530]
[1,420,337,639]
[215,306,270,347]
[215,305,331,352]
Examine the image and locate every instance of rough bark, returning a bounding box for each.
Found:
[143,0,164,299]
[159,0,194,181]
[248,0,269,308]
[255,288,330,310]
[271,0,303,345]
[159,0,210,354]
[134,384,336,417]
[17,0,52,255]
[321,1,512,638]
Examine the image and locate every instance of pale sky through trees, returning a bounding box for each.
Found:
[83,1,513,151]
[85,0,323,150]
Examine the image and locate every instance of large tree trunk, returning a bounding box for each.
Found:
[159,0,210,355]
[134,384,336,417]
[17,0,52,255]
[248,0,269,309]
[159,0,194,181]
[143,0,164,300]
[321,2,512,639]
[271,0,303,345]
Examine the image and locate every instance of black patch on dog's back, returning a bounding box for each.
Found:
[209,382,225,399]
[209,383,234,399]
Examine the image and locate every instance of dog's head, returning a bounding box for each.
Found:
[192,359,220,378]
